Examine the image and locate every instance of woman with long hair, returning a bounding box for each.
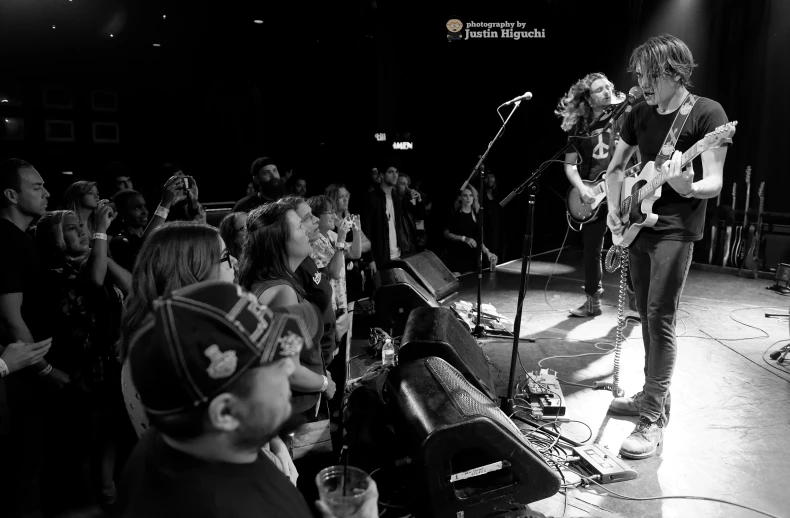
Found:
[324,183,369,302]
[443,185,497,276]
[34,207,131,509]
[62,180,107,238]
[218,211,248,263]
[238,199,337,415]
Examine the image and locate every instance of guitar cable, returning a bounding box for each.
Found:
[604,245,629,398]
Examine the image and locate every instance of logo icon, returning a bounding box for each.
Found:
[446,17,464,42]
[204,345,238,379]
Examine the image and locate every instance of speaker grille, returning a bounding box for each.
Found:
[425,357,529,448]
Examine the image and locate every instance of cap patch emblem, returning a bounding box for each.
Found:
[204,345,238,379]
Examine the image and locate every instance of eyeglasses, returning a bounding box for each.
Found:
[220,250,238,270]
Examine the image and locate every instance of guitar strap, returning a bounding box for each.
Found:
[654,93,698,170]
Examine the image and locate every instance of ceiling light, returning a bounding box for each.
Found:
[254,20,264,24]
[52,25,56,29]
[163,15,167,19]
[153,43,161,47]
[4,119,8,123]
[110,34,114,38]
[1,99,8,103]
[63,171,73,175]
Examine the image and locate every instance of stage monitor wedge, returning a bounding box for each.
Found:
[374,268,439,335]
[400,306,496,401]
[385,357,561,517]
[385,250,459,303]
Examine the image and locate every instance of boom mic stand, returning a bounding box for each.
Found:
[460,100,524,338]
[499,126,603,416]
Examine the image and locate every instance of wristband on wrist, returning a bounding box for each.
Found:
[38,364,53,377]
[155,205,170,219]
[92,232,108,241]
[0,358,9,378]
[320,375,328,392]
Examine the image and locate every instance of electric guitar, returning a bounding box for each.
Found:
[612,121,738,248]
[720,182,736,267]
[566,162,642,224]
[740,181,765,279]
[731,166,751,267]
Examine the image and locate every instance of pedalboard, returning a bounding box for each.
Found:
[572,443,638,484]
[525,369,566,417]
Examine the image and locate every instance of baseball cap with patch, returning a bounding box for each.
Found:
[128,280,311,416]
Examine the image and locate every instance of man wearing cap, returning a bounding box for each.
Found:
[233,156,287,213]
[115,281,378,517]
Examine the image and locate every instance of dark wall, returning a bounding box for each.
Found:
[1,0,787,258]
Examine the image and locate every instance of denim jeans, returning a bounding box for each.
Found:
[628,234,694,422]
[582,215,607,296]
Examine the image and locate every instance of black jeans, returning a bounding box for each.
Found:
[628,234,694,422]
[581,215,607,296]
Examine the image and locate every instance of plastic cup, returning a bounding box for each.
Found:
[315,465,374,517]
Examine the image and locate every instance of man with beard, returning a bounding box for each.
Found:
[110,189,149,271]
[115,281,378,517]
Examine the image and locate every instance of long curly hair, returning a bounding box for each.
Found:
[555,73,622,133]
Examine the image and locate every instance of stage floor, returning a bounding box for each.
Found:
[454,249,790,518]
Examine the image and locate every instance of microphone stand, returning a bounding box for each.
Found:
[460,101,524,338]
[499,128,602,415]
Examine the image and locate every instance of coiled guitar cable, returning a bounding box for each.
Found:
[604,245,628,398]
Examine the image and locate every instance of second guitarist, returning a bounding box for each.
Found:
[556,72,639,318]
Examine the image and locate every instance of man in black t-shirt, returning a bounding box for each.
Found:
[557,73,639,318]
[0,158,69,517]
[117,281,379,518]
[605,34,730,459]
[233,156,287,214]
[110,189,149,271]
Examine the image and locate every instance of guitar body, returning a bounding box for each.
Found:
[612,162,660,247]
[740,226,761,279]
[730,226,743,266]
[566,175,607,224]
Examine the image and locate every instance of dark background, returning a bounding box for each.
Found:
[1,0,787,260]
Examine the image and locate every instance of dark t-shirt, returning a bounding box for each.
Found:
[445,210,480,274]
[0,217,50,343]
[295,257,336,366]
[233,181,287,214]
[569,117,618,181]
[115,429,313,518]
[621,96,729,241]
[110,230,144,272]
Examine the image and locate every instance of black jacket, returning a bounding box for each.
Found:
[362,187,424,267]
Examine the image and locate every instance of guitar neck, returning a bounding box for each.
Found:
[620,142,710,214]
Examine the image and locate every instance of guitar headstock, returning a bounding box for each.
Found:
[745,165,751,184]
[701,121,738,150]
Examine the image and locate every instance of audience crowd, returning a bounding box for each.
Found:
[0,154,503,518]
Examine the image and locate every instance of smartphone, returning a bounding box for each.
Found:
[183,177,190,190]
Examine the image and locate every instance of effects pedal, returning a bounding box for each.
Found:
[572,444,638,484]
[525,369,566,417]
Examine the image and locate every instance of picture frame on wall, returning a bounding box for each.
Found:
[43,87,74,109]
[0,83,24,106]
[91,91,118,112]
[45,120,75,142]
[92,122,119,143]
[1,118,26,141]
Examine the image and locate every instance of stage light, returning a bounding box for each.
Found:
[152,43,161,47]
[52,25,56,29]
[254,20,264,24]
[163,15,167,19]
[1,99,7,103]
[62,171,73,175]
[110,34,114,38]
[4,119,8,123]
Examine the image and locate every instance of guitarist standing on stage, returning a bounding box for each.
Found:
[556,73,638,318]
[605,34,729,459]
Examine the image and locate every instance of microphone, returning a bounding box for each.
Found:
[603,86,643,129]
[502,91,533,105]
